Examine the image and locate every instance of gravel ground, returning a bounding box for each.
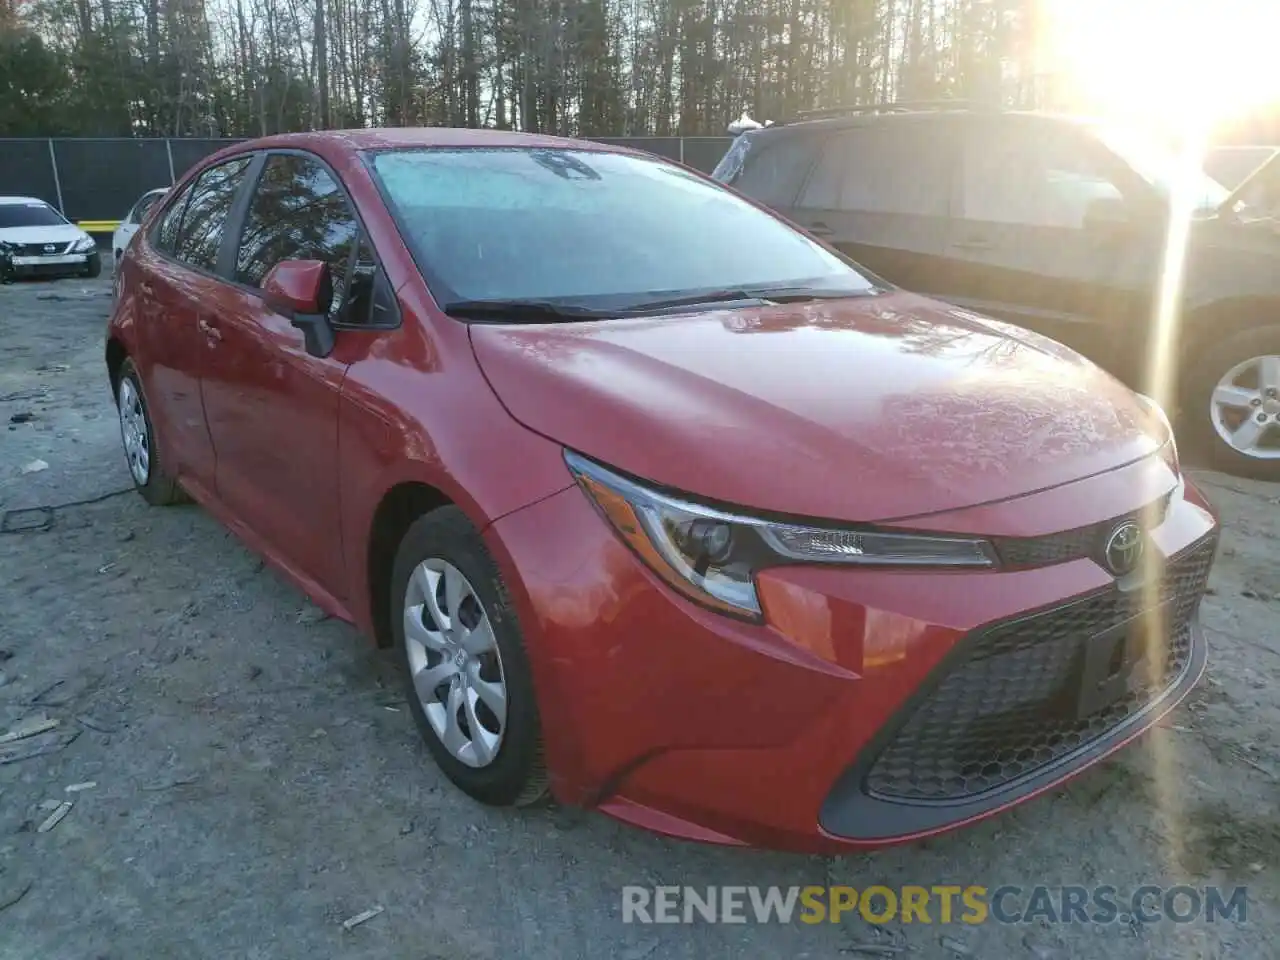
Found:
[0,270,1277,960]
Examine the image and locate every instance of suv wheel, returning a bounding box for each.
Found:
[1187,325,1280,480]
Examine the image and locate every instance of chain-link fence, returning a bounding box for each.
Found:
[0,136,736,230]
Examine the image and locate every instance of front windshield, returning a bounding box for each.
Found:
[1093,126,1233,215]
[369,147,878,307]
[0,202,68,229]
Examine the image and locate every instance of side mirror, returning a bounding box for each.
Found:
[262,259,335,358]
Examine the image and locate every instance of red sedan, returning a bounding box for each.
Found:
[106,128,1218,852]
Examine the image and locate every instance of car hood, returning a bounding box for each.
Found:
[468,291,1169,522]
[0,224,88,246]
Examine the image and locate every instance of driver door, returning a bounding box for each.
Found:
[199,151,370,597]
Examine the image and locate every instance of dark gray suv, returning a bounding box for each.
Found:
[713,104,1280,481]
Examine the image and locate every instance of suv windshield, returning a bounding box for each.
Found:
[0,202,67,229]
[1093,127,1232,215]
[368,147,878,311]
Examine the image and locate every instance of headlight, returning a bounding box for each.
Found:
[72,236,96,253]
[565,451,996,619]
[1135,392,1179,473]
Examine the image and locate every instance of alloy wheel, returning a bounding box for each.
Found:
[117,377,151,485]
[403,558,508,768]
[1209,354,1280,460]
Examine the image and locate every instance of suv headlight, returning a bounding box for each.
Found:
[566,451,996,619]
[72,236,96,253]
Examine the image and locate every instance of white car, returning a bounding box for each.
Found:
[0,196,100,282]
[112,188,168,265]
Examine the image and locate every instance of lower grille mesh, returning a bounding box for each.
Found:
[863,533,1217,802]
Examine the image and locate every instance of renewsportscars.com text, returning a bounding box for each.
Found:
[621,884,1248,925]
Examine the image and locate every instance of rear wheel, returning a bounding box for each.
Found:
[116,359,188,505]
[1186,324,1280,480]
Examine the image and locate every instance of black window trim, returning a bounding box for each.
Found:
[221,146,400,332]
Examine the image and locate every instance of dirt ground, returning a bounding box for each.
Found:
[0,268,1276,960]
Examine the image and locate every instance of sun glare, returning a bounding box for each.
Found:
[1043,0,1280,133]
[1040,0,1280,883]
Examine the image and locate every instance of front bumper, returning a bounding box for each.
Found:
[2,250,97,279]
[485,467,1218,853]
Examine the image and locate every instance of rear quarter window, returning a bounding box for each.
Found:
[731,134,823,209]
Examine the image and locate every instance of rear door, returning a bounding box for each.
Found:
[941,118,1160,363]
[199,150,374,596]
[132,155,255,495]
[787,119,958,295]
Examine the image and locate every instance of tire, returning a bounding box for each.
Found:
[390,506,549,807]
[1184,324,1280,481]
[115,358,189,505]
[85,256,102,279]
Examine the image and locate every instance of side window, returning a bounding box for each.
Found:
[963,127,1125,229]
[154,186,192,253]
[799,124,952,216]
[132,191,163,225]
[234,153,359,321]
[797,139,844,209]
[172,156,254,272]
[733,135,821,207]
[342,236,380,325]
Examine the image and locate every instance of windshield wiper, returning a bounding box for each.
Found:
[443,286,879,323]
[621,285,877,313]
[442,299,620,322]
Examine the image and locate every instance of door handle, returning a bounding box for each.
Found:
[197,317,222,343]
[807,221,834,237]
[952,237,995,251]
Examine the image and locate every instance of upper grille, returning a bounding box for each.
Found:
[6,241,73,257]
[863,532,1216,803]
[990,491,1174,569]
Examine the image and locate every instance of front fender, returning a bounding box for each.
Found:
[336,347,575,638]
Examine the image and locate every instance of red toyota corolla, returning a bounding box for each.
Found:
[106,128,1219,852]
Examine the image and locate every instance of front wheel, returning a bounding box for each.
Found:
[85,255,102,279]
[391,506,548,807]
[1186,325,1280,481]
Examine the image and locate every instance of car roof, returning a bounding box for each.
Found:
[0,196,52,206]
[748,108,1093,141]
[221,126,630,154]
[190,127,657,185]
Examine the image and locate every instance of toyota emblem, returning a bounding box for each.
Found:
[1103,521,1144,577]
